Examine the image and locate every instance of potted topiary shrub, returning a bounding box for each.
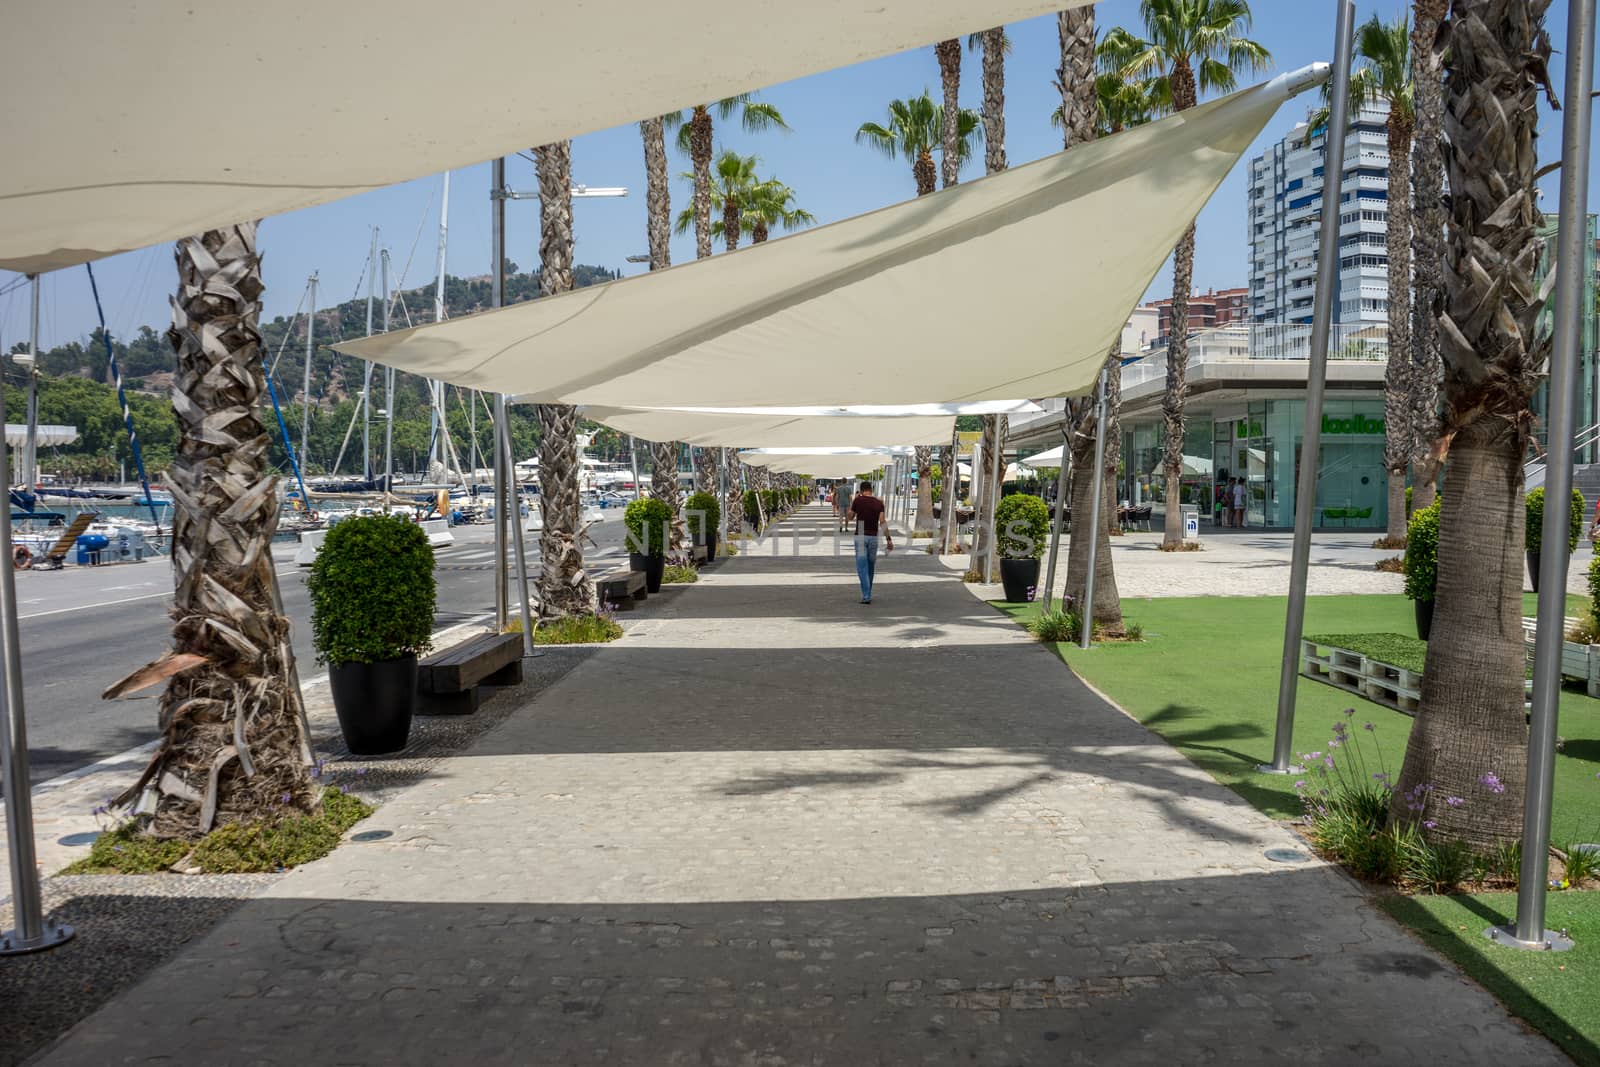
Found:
[1404,499,1441,640]
[685,490,721,560]
[625,496,673,592]
[309,513,435,754]
[743,489,762,533]
[994,493,1050,603]
[1525,487,1584,593]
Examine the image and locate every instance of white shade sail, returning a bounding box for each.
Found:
[0,0,1084,273]
[1019,444,1065,468]
[5,424,77,448]
[582,405,1040,448]
[740,448,906,480]
[337,69,1325,408]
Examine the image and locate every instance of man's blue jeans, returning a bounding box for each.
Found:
[854,535,879,600]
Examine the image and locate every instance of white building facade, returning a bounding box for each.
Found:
[1248,102,1393,327]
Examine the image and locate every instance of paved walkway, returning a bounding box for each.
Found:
[36,506,1559,1065]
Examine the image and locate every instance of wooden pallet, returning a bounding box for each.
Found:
[1301,639,1421,716]
[1520,616,1600,697]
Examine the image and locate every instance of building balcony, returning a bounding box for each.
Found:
[1117,322,1391,407]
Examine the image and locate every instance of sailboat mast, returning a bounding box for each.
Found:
[431,172,450,469]
[381,249,394,508]
[362,227,377,478]
[23,274,39,492]
[301,272,317,479]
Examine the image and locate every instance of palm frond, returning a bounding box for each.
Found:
[740,101,790,133]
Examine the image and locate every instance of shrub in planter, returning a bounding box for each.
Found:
[1403,499,1440,640]
[625,496,673,591]
[1525,487,1584,593]
[309,514,435,754]
[685,491,721,556]
[1590,556,1600,628]
[994,493,1049,603]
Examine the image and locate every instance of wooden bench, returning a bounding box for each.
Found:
[691,543,709,565]
[417,632,523,715]
[595,568,647,610]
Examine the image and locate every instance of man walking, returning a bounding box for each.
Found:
[833,481,853,532]
[847,480,892,604]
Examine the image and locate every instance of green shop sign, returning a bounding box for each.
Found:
[1321,414,1384,435]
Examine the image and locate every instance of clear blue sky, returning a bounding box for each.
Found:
[1,0,1593,351]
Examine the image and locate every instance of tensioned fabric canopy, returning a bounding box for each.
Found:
[4,425,77,448]
[0,0,1084,273]
[740,448,908,481]
[580,401,1039,448]
[337,68,1326,408]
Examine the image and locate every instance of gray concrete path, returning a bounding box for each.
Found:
[35,505,1560,1065]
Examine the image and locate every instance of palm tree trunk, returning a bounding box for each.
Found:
[753,221,769,243]
[980,28,1007,173]
[132,222,313,836]
[694,445,718,496]
[1383,115,1416,543]
[913,150,937,196]
[939,444,957,550]
[689,106,714,262]
[1054,8,1096,147]
[725,457,746,536]
[640,117,673,271]
[914,445,934,534]
[650,440,685,553]
[723,196,741,252]
[1104,347,1123,537]
[534,140,595,616]
[936,39,962,188]
[1162,224,1194,546]
[975,415,1008,581]
[1392,0,1553,845]
[1408,0,1448,513]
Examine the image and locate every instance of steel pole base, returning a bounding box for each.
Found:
[1256,763,1306,776]
[0,920,74,955]
[1484,924,1574,953]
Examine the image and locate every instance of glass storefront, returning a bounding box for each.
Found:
[1123,396,1389,529]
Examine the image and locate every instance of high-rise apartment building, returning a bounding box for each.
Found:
[1247,102,1393,326]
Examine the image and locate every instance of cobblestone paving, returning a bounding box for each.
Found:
[36,508,1562,1065]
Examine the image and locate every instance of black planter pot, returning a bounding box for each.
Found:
[999,557,1041,603]
[1527,549,1541,593]
[1414,598,1434,641]
[630,551,666,593]
[328,655,417,755]
[707,531,719,561]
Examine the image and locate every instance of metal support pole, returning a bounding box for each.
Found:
[938,427,957,556]
[362,228,377,479]
[490,160,508,633]
[718,447,729,544]
[1260,0,1356,775]
[628,436,642,501]
[301,273,317,479]
[1494,0,1594,955]
[381,250,394,509]
[1079,371,1109,649]
[985,420,1004,581]
[970,438,984,569]
[22,274,39,492]
[0,360,72,955]
[501,396,536,658]
[1042,422,1072,611]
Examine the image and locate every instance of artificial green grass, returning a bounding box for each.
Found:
[65,787,374,874]
[1000,593,1600,843]
[1379,892,1600,1066]
[1305,631,1427,674]
[662,564,700,584]
[1002,591,1600,1061]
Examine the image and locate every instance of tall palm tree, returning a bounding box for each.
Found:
[935,39,963,189]
[1391,0,1553,847]
[855,93,981,196]
[116,221,314,836]
[673,150,760,251]
[534,140,595,616]
[651,440,685,553]
[742,178,816,243]
[1103,0,1270,547]
[973,26,1010,579]
[1058,10,1126,636]
[639,117,673,272]
[1309,14,1415,545]
[1408,0,1448,512]
[856,92,980,533]
[664,96,789,261]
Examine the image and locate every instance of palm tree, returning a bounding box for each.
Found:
[639,117,673,272]
[1308,14,1414,545]
[664,96,789,262]
[533,142,595,616]
[855,92,981,196]
[935,39,963,189]
[742,178,816,243]
[973,26,1010,579]
[857,92,980,533]
[1057,10,1127,636]
[1408,0,1448,512]
[1103,0,1270,547]
[115,221,315,836]
[673,150,760,251]
[1391,0,1553,847]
